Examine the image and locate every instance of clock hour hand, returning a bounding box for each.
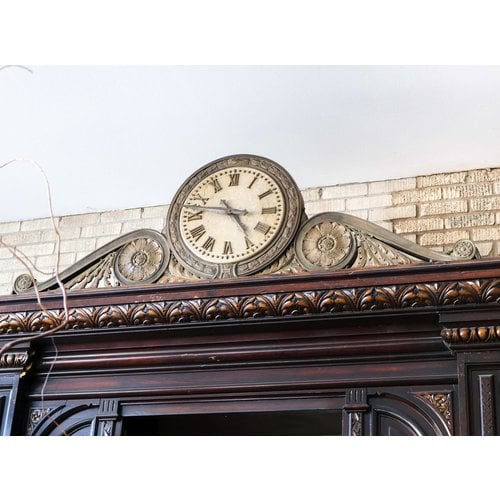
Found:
[220,199,248,235]
[183,204,248,216]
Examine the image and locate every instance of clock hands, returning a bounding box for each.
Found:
[219,199,249,236]
[183,203,248,216]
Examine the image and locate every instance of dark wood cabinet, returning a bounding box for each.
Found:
[1,259,499,436]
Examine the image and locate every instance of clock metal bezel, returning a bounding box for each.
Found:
[165,154,304,278]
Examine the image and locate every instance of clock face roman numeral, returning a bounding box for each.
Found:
[223,241,233,254]
[245,237,254,249]
[228,173,240,187]
[187,210,203,221]
[210,178,222,193]
[190,225,206,241]
[247,176,258,189]
[202,236,215,252]
[254,221,271,235]
[193,193,209,205]
[258,189,273,199]
[261,206,277,214]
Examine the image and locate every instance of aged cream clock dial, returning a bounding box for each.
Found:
[166,155,304,278]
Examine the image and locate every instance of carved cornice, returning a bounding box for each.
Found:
[1,278,498,336]
[441,325,500,344]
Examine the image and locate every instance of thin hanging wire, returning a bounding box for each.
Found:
[0,158,69,436]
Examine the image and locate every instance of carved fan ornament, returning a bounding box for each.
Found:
[10,155,481,293]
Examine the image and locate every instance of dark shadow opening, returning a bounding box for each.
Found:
[122,409,342,436]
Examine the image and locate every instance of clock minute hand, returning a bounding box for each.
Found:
[183,204,247,216]
[220,199,248,236]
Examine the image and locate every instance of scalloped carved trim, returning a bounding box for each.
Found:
[1,278,498,335]
[0,351,29,369]
[442,325,500,344]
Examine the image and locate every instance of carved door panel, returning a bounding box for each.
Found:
[26,399,121,436]
[361,388,454,436]
[0,375,20,436]
[371,391,454,436]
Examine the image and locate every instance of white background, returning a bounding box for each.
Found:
[2,1,499,496]
[2,65,500,222]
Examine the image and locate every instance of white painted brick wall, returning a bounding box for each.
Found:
[0,165,499,296]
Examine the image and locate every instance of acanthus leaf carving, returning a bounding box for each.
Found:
[1,277,498,336]
[416,392,453,434]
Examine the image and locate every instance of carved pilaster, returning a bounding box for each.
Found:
[93,399,120,436]
[479,375,496,436]
[343,388,369,436]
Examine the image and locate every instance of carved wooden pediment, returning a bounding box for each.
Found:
[11,211,480,294]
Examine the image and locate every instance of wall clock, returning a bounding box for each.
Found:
[165,154,304,278]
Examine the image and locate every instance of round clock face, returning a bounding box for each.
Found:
[180,166,285,264]
[166,155,304,278]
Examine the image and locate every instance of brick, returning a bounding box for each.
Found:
[464,169,500,183]
[76,252,92,261]
[96,235,120,248]
[0,221,21,234]
[141,205,169,219]
[368,177,416,194]
[15,242,55,257]
[472,227,500,241]
[444,213,495,229]
[59,212,100,227]
[419,230,469,246]
[469,197,500,212]
[419,199,467,216]
[0,272,13,285]
[401,234,417,244]
[21,217,59,231]
[60,239,96,253]
[1,231,41,246]
[474,242,494,257]
[442,184,493,199]
[301,188,322,202]
[100,208,142,223]
[122,218,164,232]
[344,210,368,220]
[41,226,81,241]
[417,171,467,187]
[36,253,76,270]
[368,205,416,221]
[81,223,122,238]
[346,194,392,211]
[394,187,442,204]
[394,217,444,234]
[369,221,393,231]
[322,183,368,199]
[305,198,345,216]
